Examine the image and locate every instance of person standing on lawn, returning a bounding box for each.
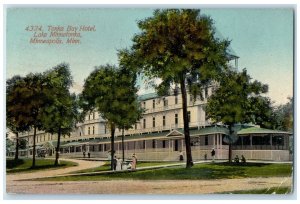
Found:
[131,154,137,170]
[211,148,216,162]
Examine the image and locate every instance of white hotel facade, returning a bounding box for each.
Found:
[11,84,291,162]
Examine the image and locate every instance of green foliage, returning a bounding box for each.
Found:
[7,73,51,166]
[127,9,232,168]
[205,69,270,126]
[40,63,78,136]
[80,64,142,128]
[130,9,231,95]
[205,69,271,162]
[19,138,27,149]
[80,64,143,168]
[7,73,50,131]
[270,97,293,131]
[6,158,78,173]
[37,163,292,181]
[6,138,14,152]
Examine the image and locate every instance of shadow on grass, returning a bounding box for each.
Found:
[34,162,292,182]
[212,162,271,167]
[6,159,25,169]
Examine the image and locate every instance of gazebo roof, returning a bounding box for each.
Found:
[237,126,291,135]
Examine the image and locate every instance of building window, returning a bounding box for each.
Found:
[188,111,191,123]
[44,135,45,141]
[163,98,168,107]
[80,132,81,136]
[175,96,178,104]
[135,124,137,130]
[104,144,107,151]
[205,136,208,145]
[163,115,166,126]
[143,118,146,129]
[162,140,166,148]
[153,99,155,109]
[175,114,178,124]
[88,127,90,135]
[143,140,146,149]
[93,112,95,119]
[92,126,95,135]
[152,139,156,148]
[143,101,146,108]
[104,125,107,134]
[153,117,155,128]
[88,114,91,120]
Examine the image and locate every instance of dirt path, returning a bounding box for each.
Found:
[6,159,104,182]
[6,176,292,194]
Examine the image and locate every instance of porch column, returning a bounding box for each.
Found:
[168,139,171,158]
[220,134,223,159]
[216,134,219,159]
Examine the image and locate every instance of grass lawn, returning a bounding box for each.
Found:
[71,161,179,174]
[220,187,292,194]
[6,158,78,174]
[36,162,292,181]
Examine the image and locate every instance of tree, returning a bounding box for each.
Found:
[80,64,141,170]
[271,97,293,131]
[19,138,28,150]
[6,133,14,155]
[7,73,49,168]
[41,63,78,166]
[7,75,31,161]
[128,9,230,168]
[116,54,144,161]
[205,68,269,162]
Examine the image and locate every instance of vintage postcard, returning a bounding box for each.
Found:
[5,6,294,197]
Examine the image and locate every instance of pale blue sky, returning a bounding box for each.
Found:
[6,8,294,105]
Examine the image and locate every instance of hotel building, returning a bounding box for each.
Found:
[10,84,291,162]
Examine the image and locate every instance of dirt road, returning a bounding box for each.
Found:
[7,177,292,194]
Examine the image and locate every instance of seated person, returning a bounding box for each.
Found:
[234,155,240,163]
[241,155,246,163]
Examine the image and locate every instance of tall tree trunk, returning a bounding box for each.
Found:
[122,128,125,162]
[110,123,115,170]
[228,124,233,163]
[31,126,37,168]
[228,143,232,163]
[179,75,193,168]
[14,132,19,161]
[54,126,61,166]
